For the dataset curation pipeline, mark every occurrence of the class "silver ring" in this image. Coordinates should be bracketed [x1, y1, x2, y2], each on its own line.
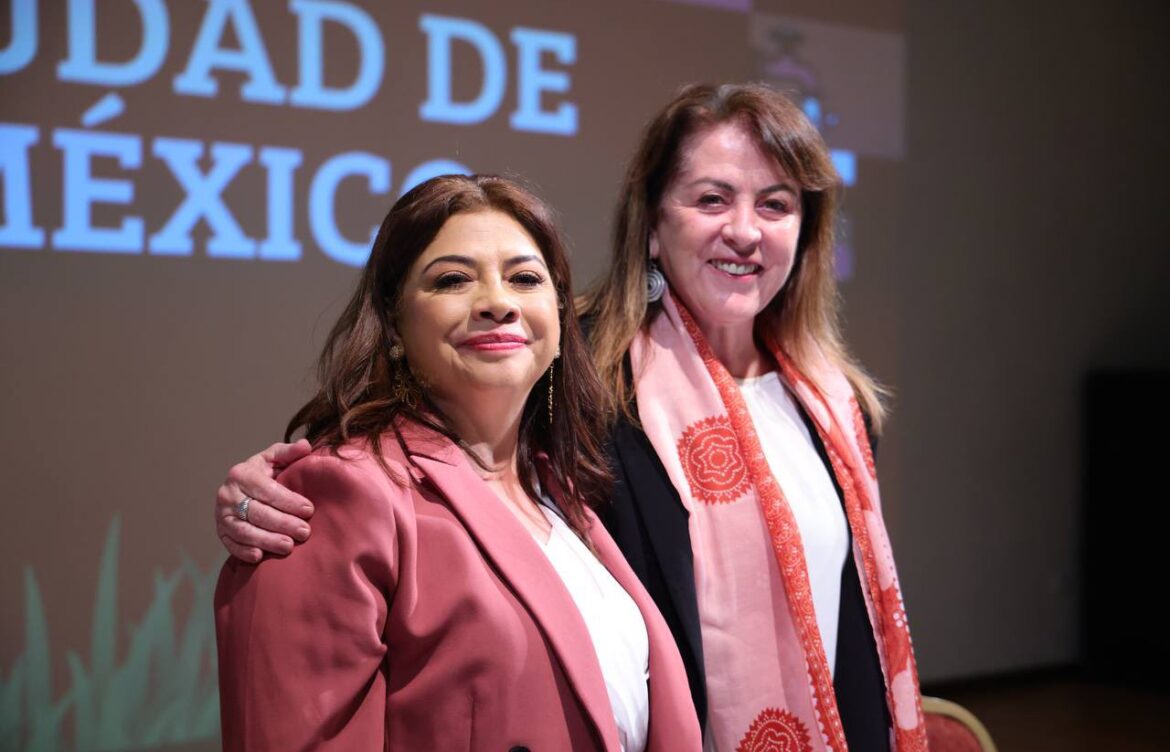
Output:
[235, 495, 252, 522]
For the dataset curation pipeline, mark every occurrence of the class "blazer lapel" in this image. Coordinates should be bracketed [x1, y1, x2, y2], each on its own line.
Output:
[398, 429, 621, 751]
[586, 511, 703, 751]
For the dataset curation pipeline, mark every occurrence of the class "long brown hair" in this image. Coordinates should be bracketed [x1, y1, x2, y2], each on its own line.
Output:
[579, 82, 888, 430]
[287, 175, 612, 533]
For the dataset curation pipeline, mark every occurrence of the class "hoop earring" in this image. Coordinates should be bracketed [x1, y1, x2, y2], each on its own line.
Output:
[646, 259, 667, 303]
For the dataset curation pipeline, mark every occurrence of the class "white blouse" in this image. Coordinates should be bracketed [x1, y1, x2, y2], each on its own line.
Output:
[538, 505, 650, 752]
[736, 372, 850, 674]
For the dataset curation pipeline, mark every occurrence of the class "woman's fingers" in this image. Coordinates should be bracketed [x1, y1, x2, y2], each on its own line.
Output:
[262, 438, 313, 471]
[225, 446, 315, 519]
[219, 511, 297, 557]
[226, 472, 315, 521]
[214, 441, 315, 560]
[220, 534, 263, 564]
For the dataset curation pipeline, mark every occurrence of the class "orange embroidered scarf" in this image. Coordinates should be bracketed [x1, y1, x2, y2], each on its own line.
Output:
[630, 292, 927, 751]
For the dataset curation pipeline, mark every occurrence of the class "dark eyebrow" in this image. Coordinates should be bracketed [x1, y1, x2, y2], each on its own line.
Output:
[686, 178, 799, 196]
[421, 254, 475, 273]
[504, 254, 547, 270]
[758, 182, 799, 196]
[421, 253, 548, 274]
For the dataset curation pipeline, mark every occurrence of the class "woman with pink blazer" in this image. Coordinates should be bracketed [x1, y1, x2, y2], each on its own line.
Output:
[214, 175, 701, 751]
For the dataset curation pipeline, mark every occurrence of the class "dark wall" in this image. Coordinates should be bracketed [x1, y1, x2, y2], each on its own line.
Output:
[891, 0, 1170, 680]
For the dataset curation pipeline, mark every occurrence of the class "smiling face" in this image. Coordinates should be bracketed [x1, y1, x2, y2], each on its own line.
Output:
[651, 120, 803, 337]
[395, 210, 561, 410]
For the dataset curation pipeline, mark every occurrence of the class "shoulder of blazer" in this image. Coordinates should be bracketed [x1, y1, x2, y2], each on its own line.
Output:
[275, 437, 417, 520]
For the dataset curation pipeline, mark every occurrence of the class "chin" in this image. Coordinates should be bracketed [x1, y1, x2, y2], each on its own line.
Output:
[690, 300, 765, 329]
[463, 365, 542, 392]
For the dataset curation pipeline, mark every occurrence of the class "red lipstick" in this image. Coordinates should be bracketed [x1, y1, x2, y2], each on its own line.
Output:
[459, 333, 529, 351]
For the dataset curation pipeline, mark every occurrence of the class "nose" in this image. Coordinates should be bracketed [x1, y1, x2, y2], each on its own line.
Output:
[721, 203, 762, 253]
[473, 280, 520, 323]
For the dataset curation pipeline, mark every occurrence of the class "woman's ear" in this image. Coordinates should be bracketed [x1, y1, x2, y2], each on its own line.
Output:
[387, 325, 404, 360]
[648, 232, 660, 260]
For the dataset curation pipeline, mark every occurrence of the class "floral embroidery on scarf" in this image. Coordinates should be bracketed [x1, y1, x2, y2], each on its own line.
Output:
[735, 708, 813, 752]
[634, 296, 930, 751]
[849, 397, 878, 480]
[677, 416, 751, 504]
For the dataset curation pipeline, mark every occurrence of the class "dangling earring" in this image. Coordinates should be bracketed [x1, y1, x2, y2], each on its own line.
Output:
[546, 362, 555, 425]
[547, 347, 560, 425]
[388, 341, 416, 405]
[646, 259, 666, 303]
[392, 366, 418, 408]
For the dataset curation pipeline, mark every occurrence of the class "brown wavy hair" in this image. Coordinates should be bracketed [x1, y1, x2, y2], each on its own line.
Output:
[287, 174, 612, 533]
[579, 82, 888, 430]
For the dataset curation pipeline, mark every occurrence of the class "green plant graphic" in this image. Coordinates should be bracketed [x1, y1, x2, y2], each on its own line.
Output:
[0, 518, 220, 751]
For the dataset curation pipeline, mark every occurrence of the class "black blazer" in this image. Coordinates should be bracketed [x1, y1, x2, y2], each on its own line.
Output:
[597, 404, 892, 751]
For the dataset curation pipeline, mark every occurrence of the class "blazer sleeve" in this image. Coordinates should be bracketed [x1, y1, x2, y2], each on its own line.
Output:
[214, 452, 400, 752]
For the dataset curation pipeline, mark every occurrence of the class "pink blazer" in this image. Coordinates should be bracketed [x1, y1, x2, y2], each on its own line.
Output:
[215, 421, 702, 751]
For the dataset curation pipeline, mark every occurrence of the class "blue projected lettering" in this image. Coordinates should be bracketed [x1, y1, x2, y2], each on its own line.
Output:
[419, 14, 506, 126]
[258, 147, 304, 261]
[309, 152, 390, 267]
[51, 129, 144, 254]
[58, 0, 168, 87]
[81, 93, 126, 128]
[419, 14, 579, 135]
[830, 149, 857, 187]
[510, 28, 577, 136]
[1, 125, 472, 260]
[150, 139, 255, 258]
[0, 124, 44, 248]
[1, 6, 582, 264]
[173, 0, 286, 105]
[6, 3, 578, 121]
[289, 0, 384, 111]
[0, 0, 37, 75]
[802, 97, 822, 127]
